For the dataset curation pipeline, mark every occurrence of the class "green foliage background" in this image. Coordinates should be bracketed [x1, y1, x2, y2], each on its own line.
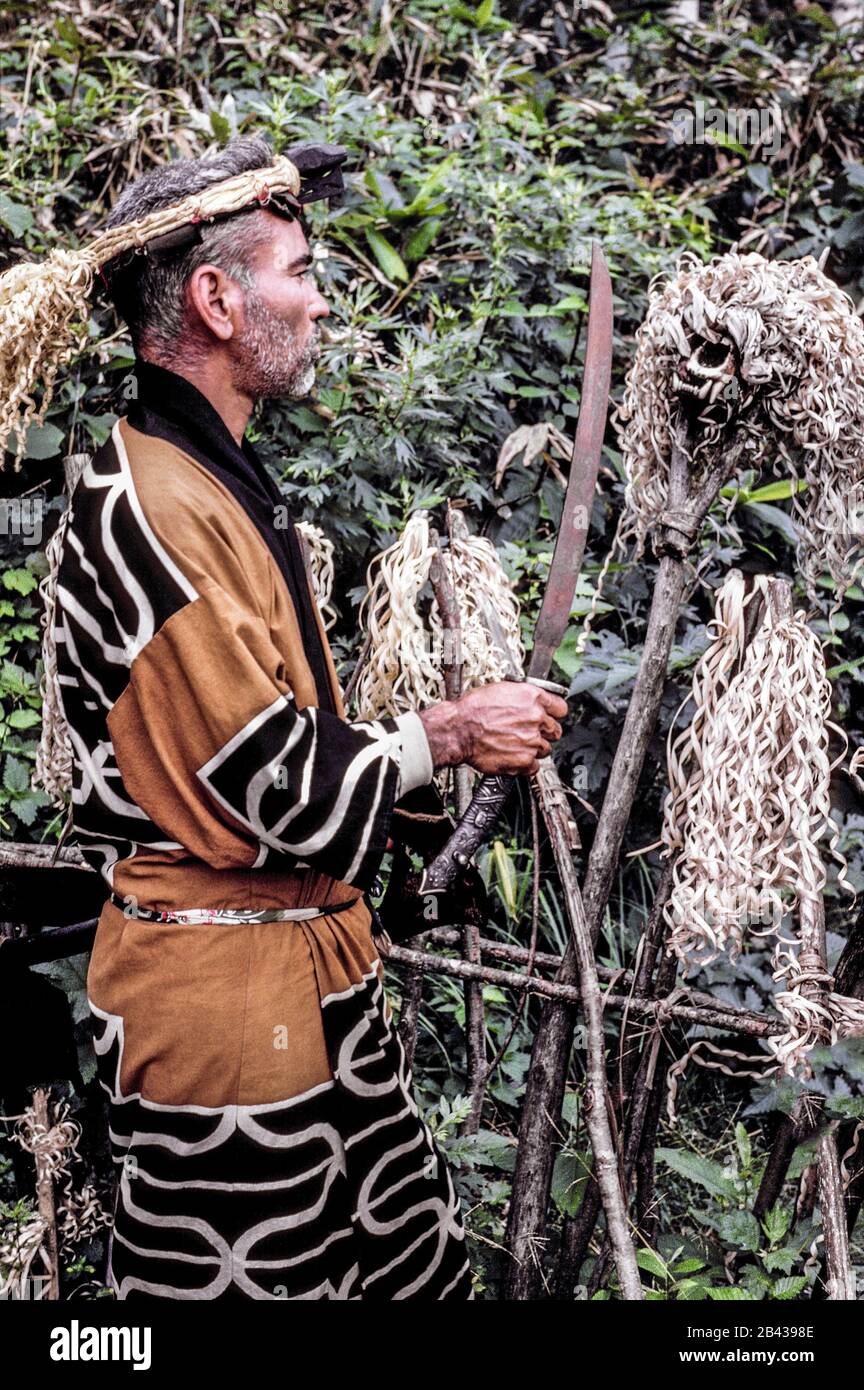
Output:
[2, 0, 864, 1299]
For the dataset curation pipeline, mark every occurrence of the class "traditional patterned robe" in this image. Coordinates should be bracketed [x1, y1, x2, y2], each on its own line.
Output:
[54, 361, 473, 1300]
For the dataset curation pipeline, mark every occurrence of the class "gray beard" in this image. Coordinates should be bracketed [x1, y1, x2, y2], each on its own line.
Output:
[232, 289, 320, 400]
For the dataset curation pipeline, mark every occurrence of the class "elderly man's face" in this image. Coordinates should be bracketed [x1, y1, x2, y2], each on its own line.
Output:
[231, 211, 331, 400]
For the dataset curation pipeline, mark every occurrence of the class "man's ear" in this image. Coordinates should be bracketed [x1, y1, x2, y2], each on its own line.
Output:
[185, 264, 245, 343]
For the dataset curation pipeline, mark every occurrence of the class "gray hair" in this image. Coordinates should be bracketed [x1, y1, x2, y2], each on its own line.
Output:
[104, 136, 277, 358]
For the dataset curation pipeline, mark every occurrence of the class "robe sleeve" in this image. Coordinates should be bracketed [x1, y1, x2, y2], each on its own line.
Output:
[105, 509, 433, 892]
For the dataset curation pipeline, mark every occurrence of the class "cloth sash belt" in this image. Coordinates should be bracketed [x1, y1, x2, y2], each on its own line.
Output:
[108, 890, 361, 925]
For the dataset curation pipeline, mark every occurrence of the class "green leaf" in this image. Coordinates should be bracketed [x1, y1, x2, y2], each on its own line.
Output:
[551, 1151, 587, 1217]
[670, 1257, 707, 1275]
[748, 164, 772, 193]
[490, 839, 518, 918]
[708, 1286, 755, 1301]
[23, 420, 64, 461]
[761, 1247, 799, 1274]
[745, 500, 800, 547]
[2, 570, 38, 597]
[676, 1279, 712, 1300]
[209, 110, 231, 144]
[81, 412, 118, 447]
[364, 167, 405, 212]
[391, 157, 456, 220]
[9, 623, 40, 642]
[703, 1209, 762, 1252]
[761, 1202, 790, 1246]
[743, 478, 808, 504]
[553, 292, 588, 316]
[365, 229, 409, 283]
[677, 1278, 716, 1301]
[0, 659, 35, 695]
[771, 1275, 808, 1299]
[835, 209, 864, 250]
[3, 754, 30, 793]
[451, 1127, 517, 1171]
[827, 656, 864, 680]
[12, 790, 48, 826]
[405, 218, 442, 263]
[561, 1091, 580, 1130]
[552, 631, 582, 681]
[636, 1248, 669, 1280]
[529, 291, 589, 317]
[0, 192, 34, 240]
[657, 1148, 737, 1198]
[32, 952, 91, 1020]
[829, 1095, 864, 1121]
[7, 708, 40, 730]
[475, 0, 495, 25]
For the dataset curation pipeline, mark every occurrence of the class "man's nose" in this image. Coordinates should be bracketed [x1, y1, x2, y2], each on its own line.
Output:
[309, 287, 330, 321]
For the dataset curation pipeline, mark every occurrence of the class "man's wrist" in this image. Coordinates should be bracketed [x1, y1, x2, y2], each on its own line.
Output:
[418, 701, 468, 770]
[393, 711, 434, 795]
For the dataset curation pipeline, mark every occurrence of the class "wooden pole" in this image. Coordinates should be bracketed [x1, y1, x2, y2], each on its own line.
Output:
[504, 424, 745, 1298]
[533, 761, 642, 1299]
[386, 945, 787, 1037]
[430, 522, 486, 1134]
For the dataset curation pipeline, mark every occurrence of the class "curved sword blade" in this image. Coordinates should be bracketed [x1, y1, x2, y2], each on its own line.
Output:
[527, 241, 613, 681]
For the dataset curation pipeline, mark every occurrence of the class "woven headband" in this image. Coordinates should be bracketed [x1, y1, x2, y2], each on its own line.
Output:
[0, 143, 347, 465]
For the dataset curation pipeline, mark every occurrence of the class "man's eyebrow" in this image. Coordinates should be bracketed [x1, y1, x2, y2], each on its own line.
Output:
[285, 254, 313, 273]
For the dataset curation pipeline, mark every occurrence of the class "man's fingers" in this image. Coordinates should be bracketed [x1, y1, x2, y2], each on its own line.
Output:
[537, 690, 569, 720]
[541, 718, 563, 742]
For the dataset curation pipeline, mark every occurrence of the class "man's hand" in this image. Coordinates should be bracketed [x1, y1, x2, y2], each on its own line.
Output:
[419, 683, 568, 778]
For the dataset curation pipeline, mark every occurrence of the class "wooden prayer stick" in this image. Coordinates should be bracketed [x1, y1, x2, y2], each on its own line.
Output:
[430, 522, 485, 1135]
[505, 421, 747, 1299]
[532, 762, 642, 1299]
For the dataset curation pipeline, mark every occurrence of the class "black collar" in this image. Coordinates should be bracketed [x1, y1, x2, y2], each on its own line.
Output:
[126, 360, 336, 713]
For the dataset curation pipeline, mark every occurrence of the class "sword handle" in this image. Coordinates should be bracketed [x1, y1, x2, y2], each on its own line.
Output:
[420, 679, 570, 892]
[420, 773, 515, 893]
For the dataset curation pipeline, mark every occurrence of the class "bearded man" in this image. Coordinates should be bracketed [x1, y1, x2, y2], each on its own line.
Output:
[48, 136, 567, 1301]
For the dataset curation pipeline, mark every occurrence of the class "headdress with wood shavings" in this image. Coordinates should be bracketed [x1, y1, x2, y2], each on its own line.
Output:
[0, 153, 308, 464]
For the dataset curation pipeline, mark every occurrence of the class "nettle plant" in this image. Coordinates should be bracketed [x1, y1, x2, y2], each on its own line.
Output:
[644, 1125, 819, 1301]
[0, 541, 53, 836]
